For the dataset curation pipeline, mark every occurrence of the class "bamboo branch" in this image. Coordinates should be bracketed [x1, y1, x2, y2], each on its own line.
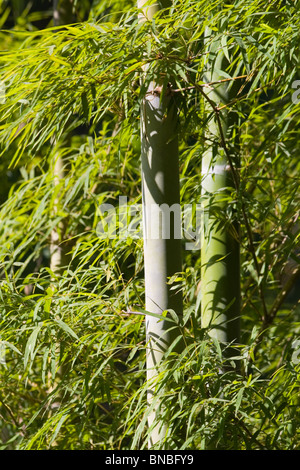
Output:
[217, 73, 283, 111]
[247, 265, 300, 365]
[172, 75, 249, 94]
[0, 394, 27, 437]
[266, 264, 300, 325]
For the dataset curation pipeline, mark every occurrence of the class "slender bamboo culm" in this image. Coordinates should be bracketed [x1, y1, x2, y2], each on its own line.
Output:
[50, 0, 74, 276]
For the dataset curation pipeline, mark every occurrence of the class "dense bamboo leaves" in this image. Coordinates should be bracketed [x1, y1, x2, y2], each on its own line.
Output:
[0, 0, 298, 165]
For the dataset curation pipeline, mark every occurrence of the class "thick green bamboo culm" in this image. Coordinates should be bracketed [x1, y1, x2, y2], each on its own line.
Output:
[138, 0, 183, 447]
[201, 32, 240, 349]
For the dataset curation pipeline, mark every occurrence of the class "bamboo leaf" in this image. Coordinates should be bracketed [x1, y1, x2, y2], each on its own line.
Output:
[49, 412, 69, 446]
[54, 319, 79, 341]
[235, 388, 245, 415]
[24, 325, 42, 369]
[1, 340, 22, 356]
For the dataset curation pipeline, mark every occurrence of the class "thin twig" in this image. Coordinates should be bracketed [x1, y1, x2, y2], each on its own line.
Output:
[248, 265, 300, 365]
[267, 264, 300, 324]
[0, 394, 27, 437]
[232, 414, 266, 450]
[172, 74, 249, 94]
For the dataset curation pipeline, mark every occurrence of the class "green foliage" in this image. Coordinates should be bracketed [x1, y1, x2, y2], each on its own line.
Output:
[0, 0, 299, 450]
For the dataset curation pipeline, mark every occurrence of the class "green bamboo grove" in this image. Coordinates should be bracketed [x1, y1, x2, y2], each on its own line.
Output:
[0, 0, 299, 450]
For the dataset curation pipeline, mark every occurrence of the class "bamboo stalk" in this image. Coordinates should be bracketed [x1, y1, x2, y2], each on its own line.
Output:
[50, 152, 70, 276]
[138, 0, 183, 447]
[201, 31, 240, 350]
[49, 0, 74, 396]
